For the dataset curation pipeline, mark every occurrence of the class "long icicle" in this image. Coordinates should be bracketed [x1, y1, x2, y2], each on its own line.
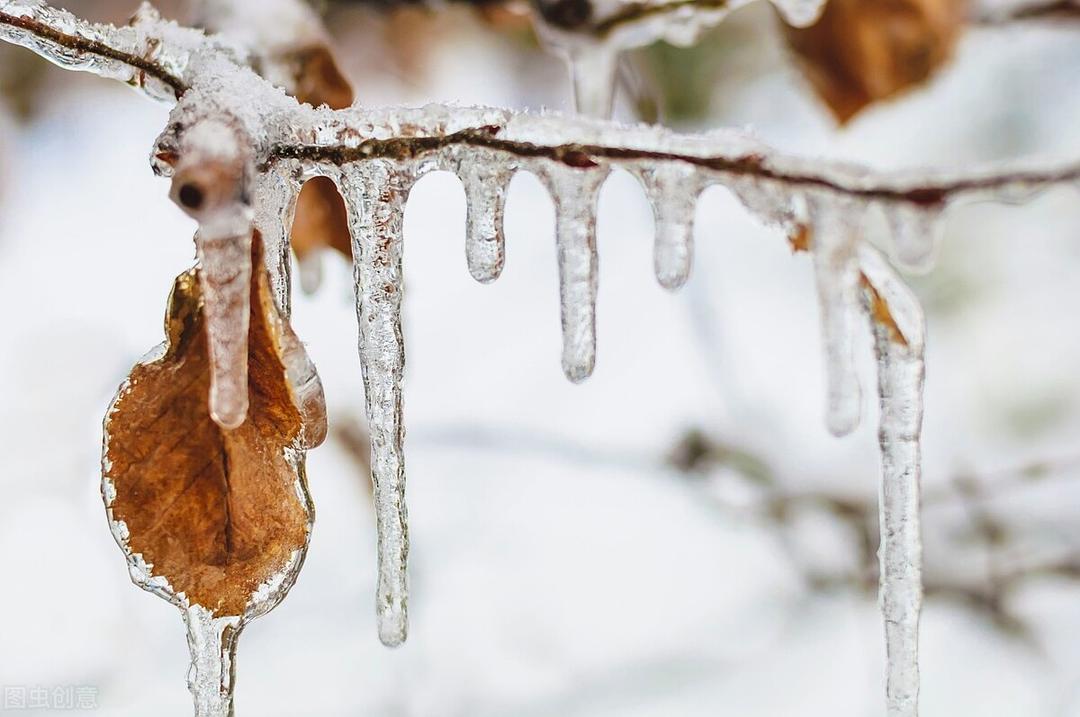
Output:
[340, 160, 410, 647]
[861, 246, 925, 717]
[543, 165, 609, 383]
[184, 606, 242, 717]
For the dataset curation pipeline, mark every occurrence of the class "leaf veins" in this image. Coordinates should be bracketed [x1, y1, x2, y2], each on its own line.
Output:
[104, 233, 326, 617]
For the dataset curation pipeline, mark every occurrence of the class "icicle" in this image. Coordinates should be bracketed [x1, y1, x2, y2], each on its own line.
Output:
[456, 153, 514, 283]
[883, 202, 946, 275]
[184, 606, 242, 717]
[252, 167, 301, 316]
[771, 0, 828, 27]
[193, 227, 253, 430]
[163, 114, 255, 430]
[540, 163, 609, 383]
[860, 245, 925, 717]
[339, 159, 410, 647]
[636, 163, 706, 290]
[569, 45, 618, 118]
[809, 196, 863, 436]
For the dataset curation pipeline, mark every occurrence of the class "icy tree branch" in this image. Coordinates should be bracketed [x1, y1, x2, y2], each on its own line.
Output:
[1, 3, 1077, 716]
[2, 1, 1077, 212]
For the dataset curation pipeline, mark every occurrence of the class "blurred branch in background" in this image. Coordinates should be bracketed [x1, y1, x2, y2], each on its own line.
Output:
[359, 413, 1080, 646]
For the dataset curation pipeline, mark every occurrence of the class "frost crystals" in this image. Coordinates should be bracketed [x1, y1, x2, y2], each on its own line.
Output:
[340, 160, 411, 647]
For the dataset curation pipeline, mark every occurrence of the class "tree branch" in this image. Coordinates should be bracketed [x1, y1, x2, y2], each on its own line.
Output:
[0, 9, 186, 96]
[267, 123, 1080, 207]
[974, 0, 1080, 24]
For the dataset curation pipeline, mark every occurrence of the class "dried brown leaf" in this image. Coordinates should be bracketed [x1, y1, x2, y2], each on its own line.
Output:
[289, 45, 355, 264]
[291, 176, 353, 261]
[288, 45, 354, 112]
[103, 234, 326, 617]
[782, 0, 968, 123]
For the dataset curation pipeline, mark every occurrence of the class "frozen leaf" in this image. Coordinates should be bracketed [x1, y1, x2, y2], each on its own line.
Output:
[103, 233, 326, 618]
[783, 0, 968, 123]
[103, 233, 326, 713]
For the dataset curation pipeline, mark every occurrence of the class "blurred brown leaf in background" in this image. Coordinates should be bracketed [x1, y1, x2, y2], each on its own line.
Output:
[783, 0, 968, 123]
[290, 43, 356, 262]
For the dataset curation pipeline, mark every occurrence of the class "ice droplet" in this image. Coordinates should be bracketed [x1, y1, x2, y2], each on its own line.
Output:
[253, 167, 301, 315]
[541, 164, 609, 382]
[456, 152, 514, 283]
[339, 159, 410, 647]
[184, 605, 242, 717]
[883, 202, 945, 275]
[772, 0, 828, 27]
[635, 162, 706, 289]
[196, 229, 253, 430]
[809, 196, 863, 436]
[570, 46, 618, 118]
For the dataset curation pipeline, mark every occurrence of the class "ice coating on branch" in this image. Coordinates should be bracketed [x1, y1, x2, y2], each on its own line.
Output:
[860, 246, 925, 717]
[184, 606, 241, 717]
[339, 160, 411, 647]
[453, 151, 513, 283]
[0, 0, 245, 101]
[539, 163, 610, 383]
[809, 196, 863, 436]
[883, 202, 946, 274]
[635, 162, 707, 289]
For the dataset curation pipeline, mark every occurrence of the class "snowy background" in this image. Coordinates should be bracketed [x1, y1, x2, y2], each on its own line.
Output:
[1, 1, 1080, 715]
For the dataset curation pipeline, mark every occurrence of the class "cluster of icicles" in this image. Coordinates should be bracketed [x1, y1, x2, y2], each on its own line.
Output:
[5, 1, 1076, 716]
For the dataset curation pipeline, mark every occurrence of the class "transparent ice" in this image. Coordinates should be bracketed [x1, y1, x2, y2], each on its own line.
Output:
[5, 3, 1080, 714]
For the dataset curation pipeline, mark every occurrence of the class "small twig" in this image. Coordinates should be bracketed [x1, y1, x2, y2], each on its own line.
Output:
[974, 0, 1080, 25]
[0, 10, 187, 97]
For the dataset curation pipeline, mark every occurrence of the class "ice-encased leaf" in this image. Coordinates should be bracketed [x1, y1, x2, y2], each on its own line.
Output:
[103, 234, 326, 716]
